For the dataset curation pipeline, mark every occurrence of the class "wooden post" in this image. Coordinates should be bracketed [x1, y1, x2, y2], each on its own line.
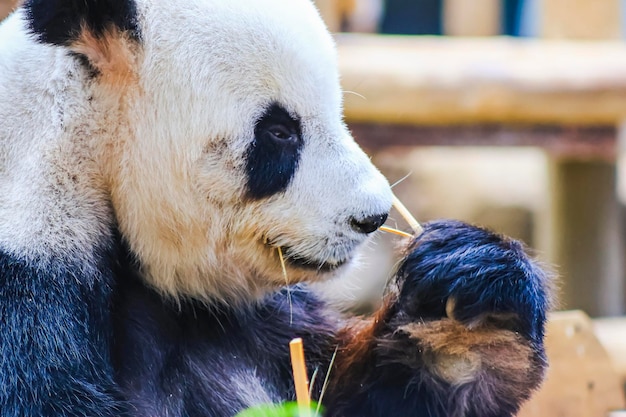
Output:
[549, 160, 625, 315]
[443, 0, 501, 36]
[540, 0, 625, 316]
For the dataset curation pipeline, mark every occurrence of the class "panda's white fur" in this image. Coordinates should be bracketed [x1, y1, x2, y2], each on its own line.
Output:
[0, 0, 392, 303]
[0, 10, 116, 263]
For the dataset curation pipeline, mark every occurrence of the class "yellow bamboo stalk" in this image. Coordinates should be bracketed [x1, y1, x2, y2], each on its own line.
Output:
[392, 193, 423, 235]
[289, 338, 311, 416]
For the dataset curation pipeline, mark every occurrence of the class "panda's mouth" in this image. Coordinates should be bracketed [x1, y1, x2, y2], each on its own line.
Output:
[282, 248, 347, 272]
[263, 234, 355, 273]
[263, 238, 349, 272]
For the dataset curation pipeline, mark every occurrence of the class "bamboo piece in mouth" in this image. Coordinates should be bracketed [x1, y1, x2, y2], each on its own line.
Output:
[392, 193, 423, 235]
[379, 226, 413, 239]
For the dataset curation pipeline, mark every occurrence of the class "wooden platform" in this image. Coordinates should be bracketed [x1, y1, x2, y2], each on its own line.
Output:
[519, 311, 626, 417]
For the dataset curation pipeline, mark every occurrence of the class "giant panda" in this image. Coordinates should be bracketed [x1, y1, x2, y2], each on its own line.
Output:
[0, 1, 552, 416]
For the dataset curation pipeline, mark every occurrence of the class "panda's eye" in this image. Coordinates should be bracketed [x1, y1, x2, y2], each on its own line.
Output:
[268, 125, 297, 142]
[254, 104, 302, 147]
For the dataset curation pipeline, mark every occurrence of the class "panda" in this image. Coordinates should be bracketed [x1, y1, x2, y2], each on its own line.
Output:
[0, 1, 552, 417]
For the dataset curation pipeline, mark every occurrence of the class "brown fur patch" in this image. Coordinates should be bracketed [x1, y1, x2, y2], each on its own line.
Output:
[329, 304, 390, 391]
[70, 25, 138, 88]
[398, 319, 534, 384]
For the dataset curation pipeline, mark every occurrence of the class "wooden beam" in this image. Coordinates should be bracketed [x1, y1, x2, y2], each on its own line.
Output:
[349, 123, 617, 161]
[338, 35, 626, 125]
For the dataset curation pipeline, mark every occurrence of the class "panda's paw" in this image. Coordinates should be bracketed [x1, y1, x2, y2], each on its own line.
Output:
[380, 220, 553, 416]
[391, 220, 552, 345]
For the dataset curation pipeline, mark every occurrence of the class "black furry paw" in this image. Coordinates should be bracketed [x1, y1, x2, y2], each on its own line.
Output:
[379, 220, 553, 417]
[394, 220, 551, 345]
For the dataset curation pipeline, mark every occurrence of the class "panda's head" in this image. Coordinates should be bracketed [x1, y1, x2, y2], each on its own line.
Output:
[22, 0, 393, 302]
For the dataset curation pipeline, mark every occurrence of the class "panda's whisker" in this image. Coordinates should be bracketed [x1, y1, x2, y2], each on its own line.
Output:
[384, 216, 402, 231]
[317, 252, 333, 272]
[390, 172, 412, 189]
[277, 246, 293, 325]
[342, 90, 366, 100]
[316, 345, 339, 416]
[309, 367, 320, 399]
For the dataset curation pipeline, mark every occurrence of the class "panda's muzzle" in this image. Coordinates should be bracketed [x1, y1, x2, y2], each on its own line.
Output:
[263, 212, 388, 272]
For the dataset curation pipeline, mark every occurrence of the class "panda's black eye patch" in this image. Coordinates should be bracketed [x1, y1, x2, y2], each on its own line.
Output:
[245, 104, 303, 199]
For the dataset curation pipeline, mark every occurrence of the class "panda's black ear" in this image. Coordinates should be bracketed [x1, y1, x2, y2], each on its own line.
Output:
[25, 0, 140, 82]
[26, 0, 139, 45]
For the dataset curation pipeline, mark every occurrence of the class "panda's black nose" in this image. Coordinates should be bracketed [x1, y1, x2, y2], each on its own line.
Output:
[350, 213, 389, 234]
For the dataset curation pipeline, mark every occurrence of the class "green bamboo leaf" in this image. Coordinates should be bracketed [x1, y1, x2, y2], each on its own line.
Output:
[235, 402, 323, 417]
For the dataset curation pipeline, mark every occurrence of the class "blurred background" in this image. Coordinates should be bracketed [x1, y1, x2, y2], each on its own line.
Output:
[309, 0, 626, 320]
[2, 0, 626, 414]
[0, 0, 15, 21]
